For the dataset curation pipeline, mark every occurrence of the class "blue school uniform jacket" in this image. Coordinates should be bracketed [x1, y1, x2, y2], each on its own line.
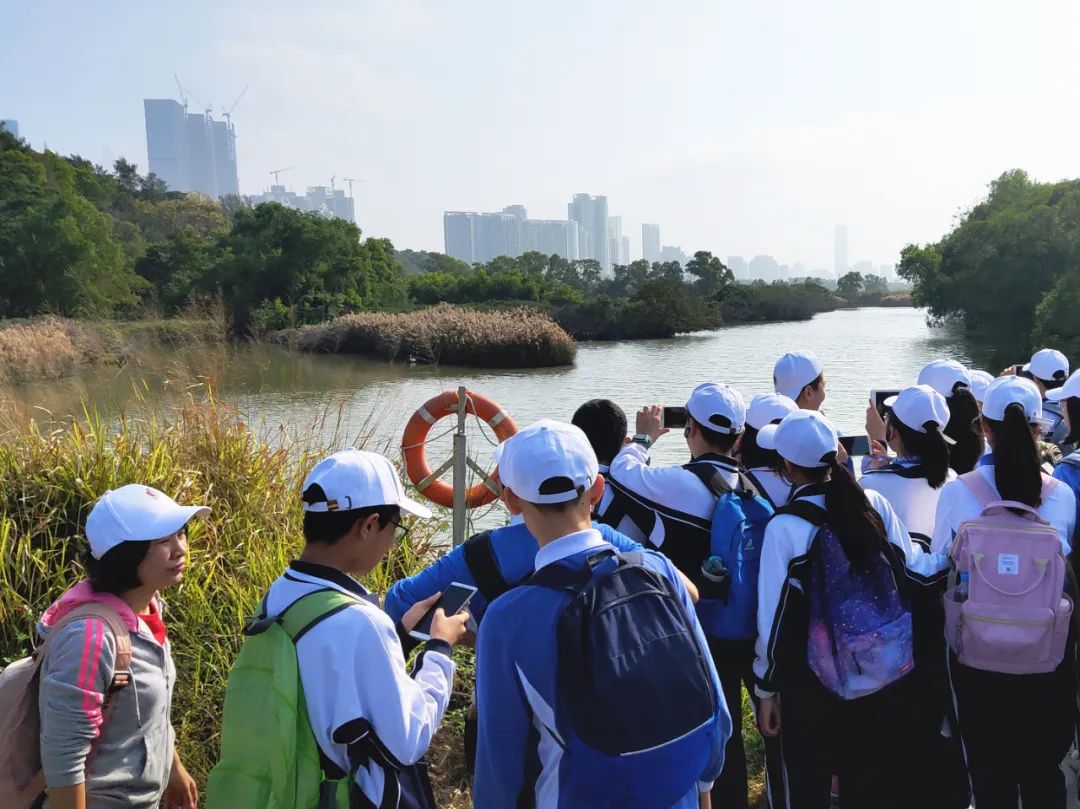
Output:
[383, 521, 643, 624]
[473, 529, 730, 809]
[1053, 451, 1080, 531]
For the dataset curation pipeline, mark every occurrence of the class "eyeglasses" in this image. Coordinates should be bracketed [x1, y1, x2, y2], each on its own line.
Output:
[389, 516, 411, 545]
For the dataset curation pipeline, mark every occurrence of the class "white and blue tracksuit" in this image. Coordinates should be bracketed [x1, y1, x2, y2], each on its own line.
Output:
[474, 529, 731, 809]
[384, 521, 642, 625]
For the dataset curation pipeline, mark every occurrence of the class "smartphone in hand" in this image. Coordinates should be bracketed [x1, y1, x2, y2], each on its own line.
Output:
[409, 582, 478, 641]
[661, 406, 689, 429]
[839, 435, 871, 457]
[871, 389, 900, 418]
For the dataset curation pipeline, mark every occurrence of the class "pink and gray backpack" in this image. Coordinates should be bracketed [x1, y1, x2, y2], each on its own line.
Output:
[943, 472, 1073, 674]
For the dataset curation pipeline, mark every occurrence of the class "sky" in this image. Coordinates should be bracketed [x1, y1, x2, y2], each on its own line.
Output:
[4, 0, 1080, 271]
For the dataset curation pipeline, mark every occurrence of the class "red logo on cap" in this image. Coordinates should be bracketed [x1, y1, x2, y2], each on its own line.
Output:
[145, 489, 158, 498]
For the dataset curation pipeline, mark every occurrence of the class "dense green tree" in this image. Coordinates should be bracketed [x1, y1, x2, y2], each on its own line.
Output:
[837, 271, 864, 298]
[1032, 265, 1080, 358]
[863, 273, 889, 294]
[685, 251, 733, 296]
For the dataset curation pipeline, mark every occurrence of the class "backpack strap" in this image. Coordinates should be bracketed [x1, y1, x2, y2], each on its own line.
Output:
[41, 603, 133, 693]
[278, 589, 361, 645]
[462, 530, 511, 602]
[774, 499, 828, 526]
[961, 470, 1059, 508]
[683, 462, 761, 500]
[743, 469, 777, 507]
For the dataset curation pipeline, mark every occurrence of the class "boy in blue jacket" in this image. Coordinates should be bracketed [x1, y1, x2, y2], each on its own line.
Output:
[474, 420, 729, 808]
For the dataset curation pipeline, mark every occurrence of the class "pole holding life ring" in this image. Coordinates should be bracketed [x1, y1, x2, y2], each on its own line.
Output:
[401, 388, 517, 537]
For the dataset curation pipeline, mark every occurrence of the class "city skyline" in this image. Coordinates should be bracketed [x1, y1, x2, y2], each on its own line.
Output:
[144, 98, 239, 199]
[7, 2, 1080, 268]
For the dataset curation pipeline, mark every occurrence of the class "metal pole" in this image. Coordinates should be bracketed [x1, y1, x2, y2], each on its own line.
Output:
[452, 385, 468, 547]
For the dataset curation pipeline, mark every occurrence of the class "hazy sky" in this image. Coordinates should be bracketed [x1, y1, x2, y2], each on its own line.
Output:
[4, 1, 1080, 269]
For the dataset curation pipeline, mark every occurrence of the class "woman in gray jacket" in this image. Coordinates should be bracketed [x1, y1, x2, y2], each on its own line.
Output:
[36, 484, 209, 809]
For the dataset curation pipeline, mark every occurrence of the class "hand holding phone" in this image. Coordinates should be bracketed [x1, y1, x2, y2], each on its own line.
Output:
[871, 389, 900, 418]
[661, 406, 688, 429]
[838, 435, 871, 457]
[408, 582, 477, 642]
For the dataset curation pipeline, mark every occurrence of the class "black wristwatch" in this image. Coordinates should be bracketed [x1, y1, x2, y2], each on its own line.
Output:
[632, 433, 653, 448]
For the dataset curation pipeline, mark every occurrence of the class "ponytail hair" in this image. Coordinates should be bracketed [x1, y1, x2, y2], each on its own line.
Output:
[794, 456, 887, 568]
[739, 424, 784, 471]
[944, 385, 981, 474]
[889, 415, 951, 489]
[984, 403, 1043, 508]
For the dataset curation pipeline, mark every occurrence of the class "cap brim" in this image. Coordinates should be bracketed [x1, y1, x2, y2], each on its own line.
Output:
[883, 395, 898, 408]
[398, 495, 433, 520]
[1046, 387, 1071, 402]
[151, 505, 210, 540]
[757, 424, 779, 451]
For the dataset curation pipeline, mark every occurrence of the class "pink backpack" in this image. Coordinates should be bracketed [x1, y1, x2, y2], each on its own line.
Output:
[0, 604, 131, 809]
[943, 472, 1072, 674]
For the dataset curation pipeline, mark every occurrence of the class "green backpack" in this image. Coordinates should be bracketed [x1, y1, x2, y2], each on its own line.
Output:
[207, 589, 360, 809]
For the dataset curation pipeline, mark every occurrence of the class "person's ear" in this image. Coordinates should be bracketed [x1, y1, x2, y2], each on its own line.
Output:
[587, 474, 605, 507]
[733, 432, 744, 454]
[502, 487, 524, 516]
[357, 512, 383, 540]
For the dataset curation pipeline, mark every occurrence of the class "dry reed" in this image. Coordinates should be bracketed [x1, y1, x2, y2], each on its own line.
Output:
[284, 303, 577, 367]
[0, 317, 128, 384]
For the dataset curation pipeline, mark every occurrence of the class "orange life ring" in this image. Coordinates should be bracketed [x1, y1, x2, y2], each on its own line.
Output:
[401, 389, 517, 509]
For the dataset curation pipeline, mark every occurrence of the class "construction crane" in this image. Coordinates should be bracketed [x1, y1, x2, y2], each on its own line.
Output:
[173, 73, 189, 112]
[269, 167, 293, 185]
[223, 85, 249, 129]
[342, 177, 365, 197]
[330, 175, 336, 192]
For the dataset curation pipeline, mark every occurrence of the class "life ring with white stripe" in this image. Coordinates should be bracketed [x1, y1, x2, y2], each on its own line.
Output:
[401, 390, 517, 508]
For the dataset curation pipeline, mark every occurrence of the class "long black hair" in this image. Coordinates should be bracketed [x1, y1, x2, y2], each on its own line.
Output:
[944, 384, 982, 474]
[793, 456, 887, 568]
[983, 403, 1043, 508]
[1066, 397, 1080, 445]
[739, 424, 783, 470]
[888, 415, 951, 489]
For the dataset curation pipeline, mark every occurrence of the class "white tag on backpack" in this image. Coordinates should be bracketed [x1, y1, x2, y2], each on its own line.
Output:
[998, 554, 1020, 575]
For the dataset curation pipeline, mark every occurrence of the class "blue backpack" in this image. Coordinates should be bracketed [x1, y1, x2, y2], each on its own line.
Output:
[684, 464, 774, 640]
[528, 550, 720, 808]
[779, 500, 914, 700]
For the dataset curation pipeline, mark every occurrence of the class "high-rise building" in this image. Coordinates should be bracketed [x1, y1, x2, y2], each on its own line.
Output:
[621, 236, 631, 265]
[726, 256, 748, 281]
[502, 204, 527, 220]
[750, 254, 780, 282]
[474, 213, 522, 264]
[0, 119, 19, 138]
[851, 259, 874, 275]
[568, 194, 610, 271]
[834, 224, 848, 277]
[659, 245, 689, 266]
[607, 216, 625, 267]
[443, 212, 478, 264]
[249, 184, 357, 223]
[523, 219, 580, 260]
[642, 224, 661, 264]
[144, 98, 239, 198]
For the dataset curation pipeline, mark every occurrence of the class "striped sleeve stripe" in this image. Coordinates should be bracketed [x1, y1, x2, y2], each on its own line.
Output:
[77, 619, 106, 734]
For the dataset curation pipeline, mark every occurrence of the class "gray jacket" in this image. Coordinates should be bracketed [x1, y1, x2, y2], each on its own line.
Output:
[37, 581, 176, 809]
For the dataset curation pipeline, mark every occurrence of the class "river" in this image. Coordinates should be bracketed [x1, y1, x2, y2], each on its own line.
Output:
[7, 308, 980, 482]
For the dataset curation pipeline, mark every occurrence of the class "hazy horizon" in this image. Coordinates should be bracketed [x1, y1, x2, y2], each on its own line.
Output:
[4, 0, 1080, 269]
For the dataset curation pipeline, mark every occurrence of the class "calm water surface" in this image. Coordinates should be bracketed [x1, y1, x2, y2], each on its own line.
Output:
[9, 308, 979, 479]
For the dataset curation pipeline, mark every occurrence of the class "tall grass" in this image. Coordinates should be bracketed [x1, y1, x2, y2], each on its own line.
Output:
[282, 303, 577, 367]
[0, 317, 129, 383]
[0, 397, 456, 800]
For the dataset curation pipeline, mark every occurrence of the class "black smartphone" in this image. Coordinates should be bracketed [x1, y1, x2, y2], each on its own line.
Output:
[839, 435, 871, 457]
[408, 582, 478, 641]
[871, 389, 900, 418]
[662, 406, 689, 429]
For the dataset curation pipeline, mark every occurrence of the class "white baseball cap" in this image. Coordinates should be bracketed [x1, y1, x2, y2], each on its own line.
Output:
[746, 393, 798, 431]
[302, 448, 432, 519]
[757, 409, 839, 469]
[1046, 369, 1080, 402]
[773, 351, 823, 401]
[494, 419, 598, 504]
[686, 383, 746, 434]
[982, 376, 1043, 423]
[86, 484, 210, 560]
[1025, 348, 1070, 383]
[884, 385, 951, 436]
[968, 370, 995, 403]
[916, 360, 971, 398]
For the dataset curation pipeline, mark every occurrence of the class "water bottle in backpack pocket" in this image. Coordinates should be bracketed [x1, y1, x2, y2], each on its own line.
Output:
[943, 473, 1072, 675]
[684, 464, 773, 640]
[805, 522, 914, 700]
[528, 551, 722, 808]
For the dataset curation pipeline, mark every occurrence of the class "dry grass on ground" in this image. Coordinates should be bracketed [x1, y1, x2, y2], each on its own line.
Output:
[284, 303, 577, 367]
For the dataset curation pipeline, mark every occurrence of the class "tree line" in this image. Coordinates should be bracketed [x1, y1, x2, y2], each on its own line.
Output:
[899, 169, 1080, 360]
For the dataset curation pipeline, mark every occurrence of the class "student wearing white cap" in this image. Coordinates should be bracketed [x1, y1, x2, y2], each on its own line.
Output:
[931, 377, 1077, 809]
[208, 449, 468, 809]
[860, 387, 969, 809]
[738, 393, 798, 508]
[773, 350, 826, 410]
[1050, 370, 1080, 527]
[753, 410, 935, 809]
[36, 485, 209, 809]
[968, 370, 995, 407]
[473, 420, 730, 809]
[608, 382, 763, 809]
[917, 360, 982, 474]
[1025, 348, 1071, 445]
